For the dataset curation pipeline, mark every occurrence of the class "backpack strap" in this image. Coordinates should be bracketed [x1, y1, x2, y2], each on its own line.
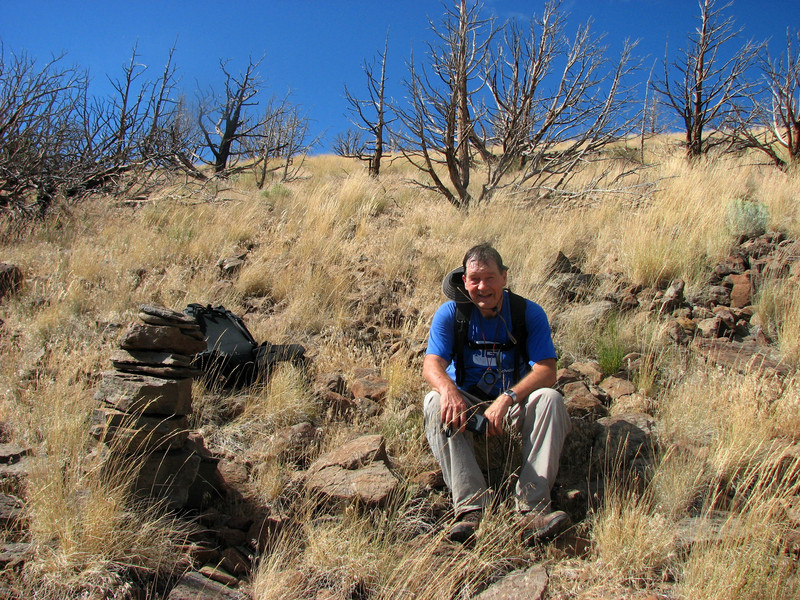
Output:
[507, 291, 529, 382]
[453, 302, 471, 387]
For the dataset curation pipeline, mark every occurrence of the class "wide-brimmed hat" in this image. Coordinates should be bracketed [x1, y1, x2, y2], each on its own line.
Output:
[442, 266, 472, 303]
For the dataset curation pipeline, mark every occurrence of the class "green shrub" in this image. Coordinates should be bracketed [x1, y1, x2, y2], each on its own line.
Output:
[724, 199, 769, 238]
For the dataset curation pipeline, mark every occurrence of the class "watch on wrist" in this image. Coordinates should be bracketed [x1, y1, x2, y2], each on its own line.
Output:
[502, 389, 517, 403]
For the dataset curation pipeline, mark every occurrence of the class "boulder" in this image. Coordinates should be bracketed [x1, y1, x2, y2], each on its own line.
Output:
[553, 301, 616, 331]
[0, 493, 23, 528]
[308, 434, 389, 473]
[305, 461, 399, 507]
[264, 422, 320, 465]
[247, 514, 288, 553]
[220, 546, 251, 576]
[696, 317, 723, 338]
[218, 253, 247, 276]
[547, 251, 581, 275]
[545, 272, 598, 302]
[0, 443, 31, 465]
[556, 367, 581, 387]
[706, 285, 731, 307]
[0, 542, 30, 570]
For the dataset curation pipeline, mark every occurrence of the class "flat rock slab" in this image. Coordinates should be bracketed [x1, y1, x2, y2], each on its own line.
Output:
[475, 565, 548, 600]
[305, 434, 399, 506]
[308, 434, 388, 474]
[140, 304, 198, 326]
[167, 571, 244, 600]
[0, 459, 31, 496]
[91, 408, 189, 454]
[120, 324, 207, 355]
[95, 371, 193, 415]
[692, 338, 791, 377]
[0, 443, 31, 465]
[305, 461, 399, 507]
[111, 348, 193, 368]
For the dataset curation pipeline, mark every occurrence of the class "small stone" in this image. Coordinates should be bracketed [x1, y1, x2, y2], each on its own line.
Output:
[199, 564, 240, 588]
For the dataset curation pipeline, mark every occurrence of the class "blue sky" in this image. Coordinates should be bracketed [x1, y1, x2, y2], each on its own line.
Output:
[3, 1, 798, 152]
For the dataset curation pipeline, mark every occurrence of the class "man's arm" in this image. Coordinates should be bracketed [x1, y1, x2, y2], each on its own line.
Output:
[423, 353, 470, 433]
[482, 358, 557, 436]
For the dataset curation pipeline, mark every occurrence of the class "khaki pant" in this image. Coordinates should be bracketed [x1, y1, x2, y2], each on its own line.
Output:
[424, 388, 572, 516]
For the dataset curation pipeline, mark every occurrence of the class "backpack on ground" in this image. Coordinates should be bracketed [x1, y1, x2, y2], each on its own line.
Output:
[184, 303, 307, 388]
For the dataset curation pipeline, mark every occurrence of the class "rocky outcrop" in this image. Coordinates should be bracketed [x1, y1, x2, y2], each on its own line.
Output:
[91, 304, 210, 508]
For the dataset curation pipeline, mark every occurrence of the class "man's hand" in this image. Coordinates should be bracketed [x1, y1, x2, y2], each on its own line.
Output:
[423, 354, 471, 433]
[483, 393, 515, 436]
[439, 386, 470, 433]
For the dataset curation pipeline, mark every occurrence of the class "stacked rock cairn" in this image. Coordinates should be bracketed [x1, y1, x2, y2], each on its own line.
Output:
[91, 304, 209, 507]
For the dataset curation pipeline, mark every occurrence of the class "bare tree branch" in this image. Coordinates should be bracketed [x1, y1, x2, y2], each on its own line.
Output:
[653, 0, 762, 159]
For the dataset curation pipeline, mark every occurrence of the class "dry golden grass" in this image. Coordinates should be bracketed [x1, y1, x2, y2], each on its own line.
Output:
[0, 139, 798, 597]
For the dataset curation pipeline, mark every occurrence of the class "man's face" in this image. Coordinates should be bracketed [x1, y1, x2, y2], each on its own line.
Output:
[463, 259, 507, 317]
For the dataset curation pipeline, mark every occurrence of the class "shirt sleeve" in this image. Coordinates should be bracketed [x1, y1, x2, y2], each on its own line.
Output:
[425, 301, 457, 363]
[525, 300, 557, 365]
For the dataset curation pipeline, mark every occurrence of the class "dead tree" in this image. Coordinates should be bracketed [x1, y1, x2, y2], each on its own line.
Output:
[197, 57, 264, 175]
[653, 0, 761, 160]
[0, 43, 195, 220]
[342, 32, 392, 176]
[273, 104, 320, 183]
[0, 48, 85, 217]
[394, 0, 495, 208]
[726, 30, 800, 170]
[333, 128, 369, 163]
[483, 2, 640, 199]
[394, 0, 639, 208]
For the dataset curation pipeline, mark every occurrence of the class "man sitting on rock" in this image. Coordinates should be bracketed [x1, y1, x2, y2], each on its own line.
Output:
[423, 243, 572, 543]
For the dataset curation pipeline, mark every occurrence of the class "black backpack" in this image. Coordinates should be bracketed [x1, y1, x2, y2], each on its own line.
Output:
[453, 291, 528, 394]
[184, 304, 306, 388]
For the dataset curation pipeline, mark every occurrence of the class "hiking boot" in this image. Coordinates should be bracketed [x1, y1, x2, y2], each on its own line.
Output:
[519, 510, 572, 545]
[448, 510, 481, 543]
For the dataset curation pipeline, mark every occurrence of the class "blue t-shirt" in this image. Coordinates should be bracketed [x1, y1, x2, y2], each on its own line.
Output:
[426, 291, 556, 397]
